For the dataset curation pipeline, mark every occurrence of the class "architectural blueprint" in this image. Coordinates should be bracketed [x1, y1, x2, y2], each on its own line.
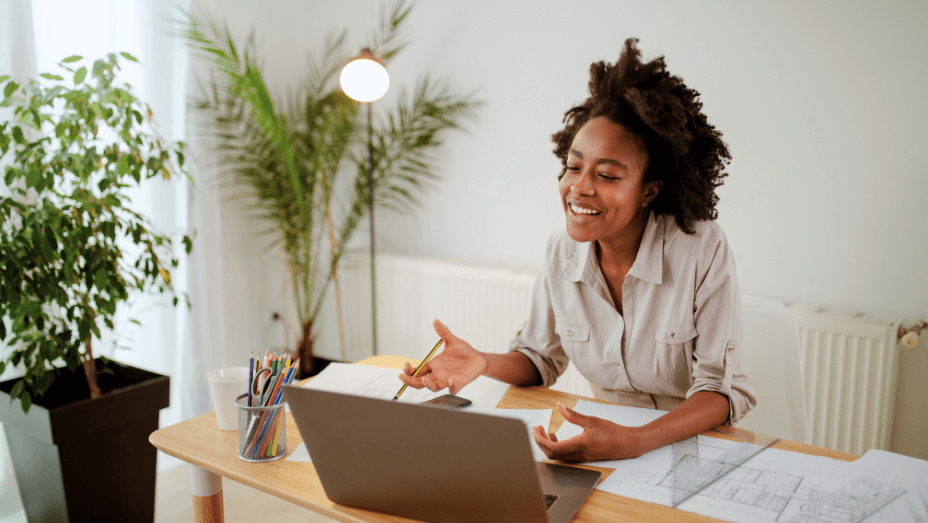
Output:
[559, 400, 913, 522]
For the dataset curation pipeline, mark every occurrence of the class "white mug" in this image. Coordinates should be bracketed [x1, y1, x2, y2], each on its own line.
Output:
[207, 367, 249, 430]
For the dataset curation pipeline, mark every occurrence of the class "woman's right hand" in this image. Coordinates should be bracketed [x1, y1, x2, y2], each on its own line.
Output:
[397, 319, 488, 395]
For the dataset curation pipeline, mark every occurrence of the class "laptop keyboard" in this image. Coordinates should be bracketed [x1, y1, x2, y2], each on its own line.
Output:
[543, 493, 559, 510]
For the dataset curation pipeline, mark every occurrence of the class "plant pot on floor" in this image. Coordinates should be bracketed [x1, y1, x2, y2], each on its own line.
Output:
[0, 359, 169, 523]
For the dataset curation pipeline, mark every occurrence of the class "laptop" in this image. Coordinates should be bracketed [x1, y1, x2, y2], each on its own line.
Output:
[283, 386, 601, 523]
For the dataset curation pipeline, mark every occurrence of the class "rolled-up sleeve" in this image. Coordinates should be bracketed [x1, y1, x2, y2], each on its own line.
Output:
[687, 233, 757, 426]
[508, 242, 569, 388]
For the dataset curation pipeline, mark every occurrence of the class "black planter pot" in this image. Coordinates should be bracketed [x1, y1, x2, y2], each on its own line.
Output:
[308, 356, 335, 377]
[0, 359, 169, 522]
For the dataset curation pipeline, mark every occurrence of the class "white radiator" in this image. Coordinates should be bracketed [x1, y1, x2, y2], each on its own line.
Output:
[788, 305, 901, 455]
[328, 252, 901, 455]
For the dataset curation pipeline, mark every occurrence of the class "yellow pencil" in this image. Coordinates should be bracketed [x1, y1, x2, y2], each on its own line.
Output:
[392, 338, 444, 401]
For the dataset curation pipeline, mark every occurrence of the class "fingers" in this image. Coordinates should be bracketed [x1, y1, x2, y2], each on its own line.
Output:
[557, 401, 593, 428]
[397, 372, 425, 389]
[421, 373, 448, 392]
[530, 425, 558, 443]
[432, 319, 459, 343]
[531, 425, 584, 461]
[403, 361, 430, 377]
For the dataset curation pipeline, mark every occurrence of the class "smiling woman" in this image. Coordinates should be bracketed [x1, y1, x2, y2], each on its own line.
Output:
[396, 37, 755, 463]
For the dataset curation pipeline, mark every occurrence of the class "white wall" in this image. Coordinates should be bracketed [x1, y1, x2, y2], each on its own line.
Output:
[193, 0, 928, 456]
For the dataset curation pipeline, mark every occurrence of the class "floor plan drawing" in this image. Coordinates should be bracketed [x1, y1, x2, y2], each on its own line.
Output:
[656, 450, 905, 522]
[592, 423, 907, 523]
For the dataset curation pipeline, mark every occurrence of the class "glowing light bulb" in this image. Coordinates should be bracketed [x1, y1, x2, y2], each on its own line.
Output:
[339, 55, 390, 102]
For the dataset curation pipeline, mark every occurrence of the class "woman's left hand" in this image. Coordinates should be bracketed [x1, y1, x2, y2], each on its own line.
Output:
[531, 402, 650, 462]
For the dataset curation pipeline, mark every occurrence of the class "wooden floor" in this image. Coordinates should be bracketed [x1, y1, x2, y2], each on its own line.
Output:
[155, 464, 337, 523]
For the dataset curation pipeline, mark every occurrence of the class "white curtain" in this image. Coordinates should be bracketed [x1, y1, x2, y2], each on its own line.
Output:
[0, 1, 38, 517]
[0, 0, 239, 495]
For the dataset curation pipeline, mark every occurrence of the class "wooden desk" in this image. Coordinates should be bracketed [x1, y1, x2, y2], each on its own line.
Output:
[150, 355, 858, 523]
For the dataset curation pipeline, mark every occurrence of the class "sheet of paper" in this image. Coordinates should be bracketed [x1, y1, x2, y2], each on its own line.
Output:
[469, 408, 553, 461]
[287, 441, 312, 463]
[850, 449, 928, 522]
[554, 400, 916, 521]
[677, 446, 914, 522]
[299, 362, 510, 409]
[592, 428, 914, 522]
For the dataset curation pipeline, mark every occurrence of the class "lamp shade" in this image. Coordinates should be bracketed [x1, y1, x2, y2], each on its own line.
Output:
[339, 53, 390, 103]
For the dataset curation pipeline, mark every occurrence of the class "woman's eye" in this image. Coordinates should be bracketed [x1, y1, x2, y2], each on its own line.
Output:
[598, 173, 619, 181]
[566, 165, 580, 172]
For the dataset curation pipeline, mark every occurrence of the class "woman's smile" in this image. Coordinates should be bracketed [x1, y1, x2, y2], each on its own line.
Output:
[569, 202, 602, 216]
[558, 117, 659, 248]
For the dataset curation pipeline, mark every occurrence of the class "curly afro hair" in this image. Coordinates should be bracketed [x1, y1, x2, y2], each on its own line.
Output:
[552, 38, 730, 234]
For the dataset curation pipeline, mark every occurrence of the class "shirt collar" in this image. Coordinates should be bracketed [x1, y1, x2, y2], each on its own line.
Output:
[564, 210, 664, 286]
[628, 211, 664, 285]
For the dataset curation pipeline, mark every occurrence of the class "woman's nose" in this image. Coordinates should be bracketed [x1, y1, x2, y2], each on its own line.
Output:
[572, 170, 595, 196]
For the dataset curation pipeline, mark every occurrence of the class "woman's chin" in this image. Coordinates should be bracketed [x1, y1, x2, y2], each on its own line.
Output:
[565, 223, 597, 244]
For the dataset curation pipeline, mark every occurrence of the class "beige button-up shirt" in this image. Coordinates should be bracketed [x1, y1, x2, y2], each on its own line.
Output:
[510, 212, 756, 425]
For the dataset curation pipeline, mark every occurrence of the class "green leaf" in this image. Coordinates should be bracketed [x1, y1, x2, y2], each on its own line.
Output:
[0, 320, 5, 341]
[0, 362, 5, 375]
[25, 169, 41, 188]
[3, 81, 18, 98]
[36, 371, 54, 393]
[117, 155, 129, 174]
[19, 392, 32, 414]
[41, 73, 64, 81]
[94, 267, 108, 290]
[73, 67, 87, 84]
[0, 75, 9, 83]
[10, 380, 23, 399]
[11, 126, 23, 144]
[61, 55, 83, 63]
[119, 52, 138, 62]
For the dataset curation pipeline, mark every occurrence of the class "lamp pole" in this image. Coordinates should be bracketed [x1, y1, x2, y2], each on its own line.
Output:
[340, 49, 389, 357]
[367, 101, 377, 355]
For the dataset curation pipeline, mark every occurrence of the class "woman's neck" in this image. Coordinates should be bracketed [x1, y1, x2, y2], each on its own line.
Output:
[596, 209, 650, 271]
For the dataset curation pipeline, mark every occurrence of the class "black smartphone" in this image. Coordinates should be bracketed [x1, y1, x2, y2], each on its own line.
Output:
[421, 394, 472, 409]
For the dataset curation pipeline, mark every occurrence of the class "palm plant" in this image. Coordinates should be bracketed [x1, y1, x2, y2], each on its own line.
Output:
[181, 1, 477, 376]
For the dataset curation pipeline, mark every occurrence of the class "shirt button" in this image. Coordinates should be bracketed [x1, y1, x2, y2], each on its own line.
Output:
[727, 346, 734, 352]
[566, 329, 573, 336]
[617, 362, 622, 367]
[671, 332, 677, 339]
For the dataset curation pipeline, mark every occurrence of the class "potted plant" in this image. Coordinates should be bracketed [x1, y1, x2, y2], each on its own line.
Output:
[0, 52, 190, 522]
[181, 0, 478, 376]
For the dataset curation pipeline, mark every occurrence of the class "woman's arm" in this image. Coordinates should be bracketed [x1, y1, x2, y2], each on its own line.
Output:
[532, 390, 729, 461]
[483, 351, 542, 386]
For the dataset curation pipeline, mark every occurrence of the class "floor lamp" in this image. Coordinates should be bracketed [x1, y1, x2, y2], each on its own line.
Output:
[340, 49, 389, 356]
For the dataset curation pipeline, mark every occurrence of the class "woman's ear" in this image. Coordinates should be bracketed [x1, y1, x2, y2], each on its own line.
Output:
[643, 180, 662, 207]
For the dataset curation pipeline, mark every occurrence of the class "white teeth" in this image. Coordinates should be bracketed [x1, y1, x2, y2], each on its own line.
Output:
[570, 203, 600, 215]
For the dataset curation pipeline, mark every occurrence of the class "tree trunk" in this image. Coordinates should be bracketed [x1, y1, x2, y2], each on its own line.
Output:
[82, 338, 101, 399]
[293, 320, 315, 379]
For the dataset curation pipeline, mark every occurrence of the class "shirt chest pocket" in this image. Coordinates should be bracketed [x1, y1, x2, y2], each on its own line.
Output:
[555, 320, 590, 349]
[653, 322, 697, 381]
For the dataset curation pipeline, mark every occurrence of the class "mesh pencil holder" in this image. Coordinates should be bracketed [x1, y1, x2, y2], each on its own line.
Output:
[235, 393, 288, 462]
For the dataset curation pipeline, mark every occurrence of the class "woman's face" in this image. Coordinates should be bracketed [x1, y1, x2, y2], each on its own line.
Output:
[559, 117, 660, 247]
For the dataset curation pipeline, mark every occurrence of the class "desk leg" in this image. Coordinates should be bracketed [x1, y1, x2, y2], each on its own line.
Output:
[190, 465, 224, 523]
